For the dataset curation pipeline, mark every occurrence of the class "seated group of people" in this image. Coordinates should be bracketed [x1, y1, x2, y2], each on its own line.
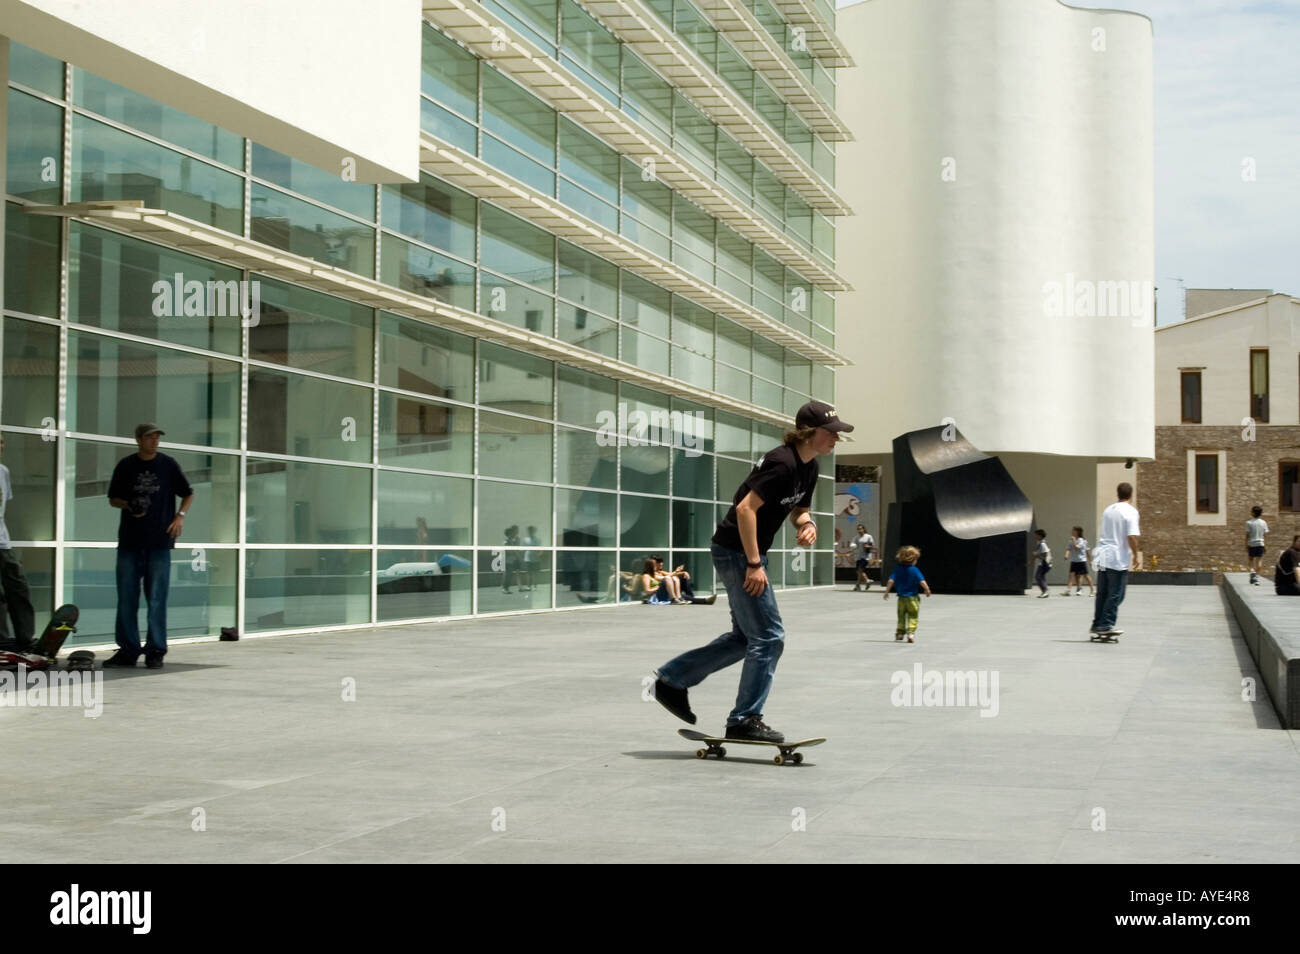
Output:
[630, 555, 716, 605]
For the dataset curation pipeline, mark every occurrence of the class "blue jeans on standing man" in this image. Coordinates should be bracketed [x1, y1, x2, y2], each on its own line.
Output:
[1091, 567, 1128, 632]
[116, 548, 172, 659]
[655, 544, 785, 726]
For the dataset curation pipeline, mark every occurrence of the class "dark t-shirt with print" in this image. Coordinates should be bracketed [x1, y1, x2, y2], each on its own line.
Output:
[713, 444, 818, 555]
[108, 452, 193, 550]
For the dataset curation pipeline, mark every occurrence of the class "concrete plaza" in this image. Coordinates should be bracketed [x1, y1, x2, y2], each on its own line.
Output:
[3, 583, 1297, 863]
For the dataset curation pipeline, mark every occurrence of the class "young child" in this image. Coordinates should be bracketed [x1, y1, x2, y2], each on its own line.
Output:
[1065, 526, 1093, 596]
[1033, 529, 1051, 597]
[883, 545, 931, 642]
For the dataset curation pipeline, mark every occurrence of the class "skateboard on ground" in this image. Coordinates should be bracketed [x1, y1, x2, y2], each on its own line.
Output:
[678, 728, 826, 765]
[1089, 631, 1120, 643]
[67, 650, 95, 672]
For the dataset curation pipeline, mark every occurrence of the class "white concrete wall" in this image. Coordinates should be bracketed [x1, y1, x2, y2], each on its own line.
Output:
[0, 0, 420, 183]
[1154, 294, 1300, 426]
[835, 0, 1154, 461]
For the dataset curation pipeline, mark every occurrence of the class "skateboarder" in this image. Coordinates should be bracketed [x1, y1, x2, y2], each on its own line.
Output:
[652, 401, 852, 743]
[1246, 506, 1268, 585]
[1090, 482, 1140, 638]
[105, 424, 194, 669]
[0, 436, 36, 651]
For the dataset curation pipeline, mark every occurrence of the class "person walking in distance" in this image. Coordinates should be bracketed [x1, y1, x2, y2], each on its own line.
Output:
[105, 424, 194, 668]
[1090, 483, 1140, 638]
[0, 436, 36, 651]
[651, 401, 852, 742]
[1064, 526, 1093, 596]
[852, 523, 875, 591]
[1245, 506, 1268, 585]
[1032, 529, 1051, 598]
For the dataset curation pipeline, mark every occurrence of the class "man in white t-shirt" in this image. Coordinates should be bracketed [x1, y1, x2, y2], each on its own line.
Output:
[853, 524, 875, 591]
[1090, 482, 1140, 638]
[1245, 506, 1268, 585]
[0, 436, 37, 650]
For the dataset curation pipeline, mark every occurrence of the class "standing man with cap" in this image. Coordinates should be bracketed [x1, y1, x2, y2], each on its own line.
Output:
[105, 424, 194, 668]
[652, 401, 851, 742]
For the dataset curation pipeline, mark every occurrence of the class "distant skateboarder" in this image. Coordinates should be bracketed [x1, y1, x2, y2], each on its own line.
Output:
[651, 401, 853, 743]
[1090, 483, 1140, 638]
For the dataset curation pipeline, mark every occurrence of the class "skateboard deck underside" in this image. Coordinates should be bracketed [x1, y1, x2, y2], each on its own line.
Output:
[678, 729, 825, 764]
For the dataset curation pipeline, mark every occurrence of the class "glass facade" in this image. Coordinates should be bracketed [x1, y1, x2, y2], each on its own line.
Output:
[1, 14, 841, 644]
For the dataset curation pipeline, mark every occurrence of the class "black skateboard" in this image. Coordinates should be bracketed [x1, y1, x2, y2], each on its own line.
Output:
[67, 650, 95, 672]
[678, 728, 826, 765]
[1089, 631, 1120, 643]
[33, 604, 79, 659]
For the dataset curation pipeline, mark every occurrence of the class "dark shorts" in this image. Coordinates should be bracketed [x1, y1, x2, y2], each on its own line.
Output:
[1248, 546, 1265, 558]
[856, 558, 870, 570]
[1070, 562, 1087, 575]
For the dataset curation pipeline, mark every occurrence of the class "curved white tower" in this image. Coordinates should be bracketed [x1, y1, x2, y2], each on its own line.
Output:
[836, 0, 1154, 461]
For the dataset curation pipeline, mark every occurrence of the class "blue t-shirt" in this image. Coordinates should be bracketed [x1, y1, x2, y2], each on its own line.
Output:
[889, 564, 925, 597]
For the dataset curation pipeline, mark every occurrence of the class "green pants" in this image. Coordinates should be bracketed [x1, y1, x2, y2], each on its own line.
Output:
[896, 595, 921, 634]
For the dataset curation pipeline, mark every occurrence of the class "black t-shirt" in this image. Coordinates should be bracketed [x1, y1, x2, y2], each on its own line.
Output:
[1275, 547, 1300, 593]
[108, 452, 193, 550]
[713, 444, 818, 555]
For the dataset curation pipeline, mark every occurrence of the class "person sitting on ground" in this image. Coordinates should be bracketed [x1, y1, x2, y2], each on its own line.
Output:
[640, 558, 686, 604]
[1273, 535, 1300, 595]
[651, 555, 717, 605]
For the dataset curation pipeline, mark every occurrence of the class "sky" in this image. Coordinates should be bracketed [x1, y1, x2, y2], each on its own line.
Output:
[838, 0, 1300, 323]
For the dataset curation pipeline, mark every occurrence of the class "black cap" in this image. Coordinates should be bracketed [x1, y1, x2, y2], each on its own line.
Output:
[134, 423, 164, 439]
[796, 401, 854, 433]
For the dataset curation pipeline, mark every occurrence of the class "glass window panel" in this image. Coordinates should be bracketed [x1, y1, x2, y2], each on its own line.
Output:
[481, 204, 554, 291]
[670, 347, 712, 390]
[813, 211, 835, 262]
[66, 546, 236, 642]
[6, 89, 62, 203]
[714, 410, 752, 460]
[247, 368, 372, 462]
[621, 328, 670, 376]
[752, 336, 783, 383]
[558, 180, 617, 231]
[481, 271, 554, 335]
[786, 113, 813, 166]
[559, 118, 619, 204]
[3, 204, 60, 317]
[673, 499, 715, 548]
[814, 474, 833, 515]
[481, 134, 555, 194]
[476, 479, 552, 547]
[671, 243, 712, 283]
[378, 471, 472, 545]
[557, 365, 614, 427]
[672, 194, 715, 260]
[715, 266, 749, 304]
[785, 354, 811, 393]
[753, 81, 785, 135]
[673, 449, 714, 501]
[673, 93, 715, 170]
[0, 431, 55, 540]
[786, 194, 813, 245]
[251, 183, 374, 277]
[717, 42, 753, 105]
[557, 487, 615, 548]
[479, 410, 553, 481]
[717, 133, 752, 200]
[782, 387, 802, 417]
[620, 494, 668, 549]
[672, 397, 713, 450]
[619, 216, 670, 259]
[65, 439, 238, 544]
[479, 342, 553, 417]
[557, 548, 621, 606]
[621, 443, 669, 496]
[249, 276, 373, 380]
[621, 274, 671, 337]
[378, 312, 474, 402]
[812, 364, 833, 401]
[380, 233, 475, 310]
[557, 241, 617, 316]
[68, 224, 243, 354]
[754, 167, 784, 222]
[9, 41, 63, 96]
[753, 248, 784, 302]
[245, 459, 371, 545]
[477, 548, 551, 612]
[485, 0, 558, 52]
[621, 158, 672, 232]
[560, 0, 621, 97]
[421, 23, 479, 120]
[667, 550, 713, 593]
[558, 301, 617, 357]
[752, 376, 780, 410]
[2, 318, 58, 427]
[717, 455, 754, 502]
[482, 68, 556, 167]
[622, 54, 672, 138]
[558, 425, 617, 489]
[378, 392, 473, 474]
[675, 3, 717, 65]
[74, 68, 244, 167]
[377, 547, 472, 620]
[620, 381, 669, 422]
[715, 363, 749, 403]
[69, 334, 240, 447]
[813, 136, 836, 186]
[420, 97, 477, 153]
[72, 115, 243, 233]
[382, 175, 476, 259]
[812, 287, 835, 330]
[244, 548, 370, 632]
[671, 299, 714, 357]
[716, 224, 752, 284]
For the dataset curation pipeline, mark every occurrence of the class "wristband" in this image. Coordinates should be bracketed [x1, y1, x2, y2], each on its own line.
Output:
[747, 560, 762, 569]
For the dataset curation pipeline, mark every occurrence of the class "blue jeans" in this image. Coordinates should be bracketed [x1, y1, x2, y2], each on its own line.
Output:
[1034, 563, 1049, 593]
[656, 544, 785, 726]
[1091, 568, 1128, 632]
[116, 549, 172, 658]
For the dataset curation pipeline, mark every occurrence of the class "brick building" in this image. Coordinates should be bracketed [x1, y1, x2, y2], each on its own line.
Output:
[1140, 291, 1300, 576]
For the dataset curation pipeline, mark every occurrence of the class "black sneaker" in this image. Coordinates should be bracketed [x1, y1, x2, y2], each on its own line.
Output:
[653, 678, 696, 724]
[702, 595, 717, 605]
[102, 652, 137, 667]
[145, 655, 164, 669]
[725, 716, 784, 743]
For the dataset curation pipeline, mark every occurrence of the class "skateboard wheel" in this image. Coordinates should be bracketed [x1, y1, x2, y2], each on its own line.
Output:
[715, 747, 726, 759]
[773, 754, 784, 765]
[696, 749, 707, 759]
[793, 753, 803, 765]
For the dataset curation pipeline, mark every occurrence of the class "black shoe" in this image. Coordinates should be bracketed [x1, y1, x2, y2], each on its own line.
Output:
[653, 678, 696, 724]
[145, 655, 164, 669]
[725, 716, 784, 743]
[702, 595, 717, 605]
[102, 652, 137, 667]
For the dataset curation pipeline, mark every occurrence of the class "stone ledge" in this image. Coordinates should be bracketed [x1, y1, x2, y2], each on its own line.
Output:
[1128, 571, 1215, 585]
[1223, 574, 1300, 729]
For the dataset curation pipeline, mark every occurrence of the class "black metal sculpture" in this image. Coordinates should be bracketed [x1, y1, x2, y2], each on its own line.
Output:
[884, 425, 1034, 594]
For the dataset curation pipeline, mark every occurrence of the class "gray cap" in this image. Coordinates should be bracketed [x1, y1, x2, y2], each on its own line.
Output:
[134, 423, 165, 439]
